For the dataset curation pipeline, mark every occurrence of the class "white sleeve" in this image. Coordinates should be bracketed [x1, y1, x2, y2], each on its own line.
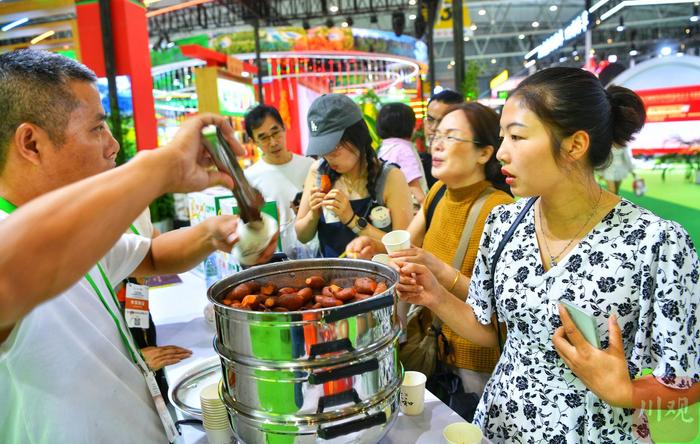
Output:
[101, 234, 151, 284]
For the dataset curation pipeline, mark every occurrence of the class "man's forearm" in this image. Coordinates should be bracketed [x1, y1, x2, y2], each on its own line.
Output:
[133, 222, 215, 277]
[0, 150, 174, 328]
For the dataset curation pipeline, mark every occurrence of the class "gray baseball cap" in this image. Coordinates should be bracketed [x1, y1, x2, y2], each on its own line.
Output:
[306, 94, 363, 156]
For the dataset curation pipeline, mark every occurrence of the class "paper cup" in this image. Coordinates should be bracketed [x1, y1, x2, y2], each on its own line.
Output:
[371, 253, 392, 265]
[204, 426, 234, 444]
[400, 371, 426, 415]
[382, 230, 410, 253]
[443, 422, 483, 444]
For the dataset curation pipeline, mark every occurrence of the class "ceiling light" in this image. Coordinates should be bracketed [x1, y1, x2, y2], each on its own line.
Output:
[607, 37, 613, 44]
[409, 0, 417, 4]
[608, 54, 618, 62]
[574, 55, 580, 61]
[464, 36, 471, 42]
[531, 21, 540, 28]
[518, 34, 525, 39]
[524, 59, 536, 68]
[341, 21, 348, 27]
[616, 16, 625, 32]
[329, 5, 339, 13]
[692, 4, 699, 21]
[629, 48, 638, 56]
[549, 5, 558, 11]
[478, 9, 486, 16]
[470, 24, 478, 31]
[450, 60, 456, 65]
[30, 30, 54, 45]
[409, 14, 417, 20]
[660, 46, 672, 56]
[559, 56, 568, 62]
[491, 58, 497, 64]
[2, 17, 29, 32]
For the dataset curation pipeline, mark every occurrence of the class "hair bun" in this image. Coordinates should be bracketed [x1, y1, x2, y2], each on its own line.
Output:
[606, 85, 646, 146]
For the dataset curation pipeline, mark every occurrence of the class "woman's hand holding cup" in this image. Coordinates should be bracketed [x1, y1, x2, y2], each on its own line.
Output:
[395, 262, 444, 309]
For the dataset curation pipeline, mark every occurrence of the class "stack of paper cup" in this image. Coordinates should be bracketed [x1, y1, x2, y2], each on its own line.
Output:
[200, 383, 234, 444]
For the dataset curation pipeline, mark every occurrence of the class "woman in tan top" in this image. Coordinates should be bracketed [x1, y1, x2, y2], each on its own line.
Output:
[347, 102, 513, 396]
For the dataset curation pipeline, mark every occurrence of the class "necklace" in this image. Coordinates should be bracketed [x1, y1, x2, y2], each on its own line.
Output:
[538, 189, 603, 268]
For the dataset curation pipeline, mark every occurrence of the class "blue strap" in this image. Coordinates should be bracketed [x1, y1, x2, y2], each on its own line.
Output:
[490, 197, 538, 354]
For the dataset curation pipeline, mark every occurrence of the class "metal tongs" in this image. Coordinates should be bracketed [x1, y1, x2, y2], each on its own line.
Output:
[204, 127, 265, 223]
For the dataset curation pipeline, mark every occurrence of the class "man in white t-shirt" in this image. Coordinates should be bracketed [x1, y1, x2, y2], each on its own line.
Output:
[0, 50, 275, 443]
[244, 105, 317, 258]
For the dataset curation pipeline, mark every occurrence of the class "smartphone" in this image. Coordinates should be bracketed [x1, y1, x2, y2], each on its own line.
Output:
[559, 300, 601, 349]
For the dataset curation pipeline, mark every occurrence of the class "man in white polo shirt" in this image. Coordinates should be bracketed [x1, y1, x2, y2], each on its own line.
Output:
[0, 49, 273, 443]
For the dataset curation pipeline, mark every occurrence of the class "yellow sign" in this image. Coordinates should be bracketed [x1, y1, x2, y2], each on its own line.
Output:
[434, 0, 472, 38]
[490, 69, 509, 90]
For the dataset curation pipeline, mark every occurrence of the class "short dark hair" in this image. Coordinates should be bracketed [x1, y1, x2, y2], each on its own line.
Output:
[244, 105, 284, 139]
[376, 102, 416, 139]
[0, 49, 97, 172]
[428, 89, 464, 106]
[511, 67, 646, 169]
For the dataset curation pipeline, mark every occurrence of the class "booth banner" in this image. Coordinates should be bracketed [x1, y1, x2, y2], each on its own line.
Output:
[636, 85, 700, 123]
[210, 26, 426, 62]
[629, 85, 700, 155]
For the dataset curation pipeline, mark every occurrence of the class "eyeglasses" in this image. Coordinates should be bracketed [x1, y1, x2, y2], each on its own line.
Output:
[256, 128, 285, 146]
[429, 131, 482, 147]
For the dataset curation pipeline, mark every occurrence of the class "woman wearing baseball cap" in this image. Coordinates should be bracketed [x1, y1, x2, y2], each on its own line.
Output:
[295, 94, 413, 258]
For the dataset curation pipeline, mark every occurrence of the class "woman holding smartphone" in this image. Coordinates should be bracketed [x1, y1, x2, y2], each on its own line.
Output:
[397, 67, 699, 442]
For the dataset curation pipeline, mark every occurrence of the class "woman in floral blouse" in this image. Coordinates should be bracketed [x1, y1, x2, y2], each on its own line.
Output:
[396, 67, 699, 443]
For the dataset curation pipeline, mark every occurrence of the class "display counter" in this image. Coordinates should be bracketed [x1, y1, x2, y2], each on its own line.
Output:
[150, 271, 488, 444]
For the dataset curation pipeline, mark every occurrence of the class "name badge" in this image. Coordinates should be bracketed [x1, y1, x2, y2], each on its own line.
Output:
[125, 283, 150, 329]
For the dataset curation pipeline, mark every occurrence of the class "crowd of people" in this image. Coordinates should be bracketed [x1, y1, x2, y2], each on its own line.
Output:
[0, 49, 697, 444]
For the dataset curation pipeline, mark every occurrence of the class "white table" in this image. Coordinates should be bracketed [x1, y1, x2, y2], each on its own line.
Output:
[150, 272, 483, 444]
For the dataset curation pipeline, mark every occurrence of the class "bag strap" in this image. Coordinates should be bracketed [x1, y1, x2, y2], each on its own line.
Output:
[425, 184, 447, 232]
[490, 197, 538, 354]
[452, 187, 494, 269]
[432, 187, 494, 331]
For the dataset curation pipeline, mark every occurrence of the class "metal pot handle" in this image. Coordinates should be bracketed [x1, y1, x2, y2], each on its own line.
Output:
[309, 338, 355, 359]
[323, 292, 394, 323]
[308, 358, 379, 385]
[316, 388, 362, 414]
[317, 411, 387, 440]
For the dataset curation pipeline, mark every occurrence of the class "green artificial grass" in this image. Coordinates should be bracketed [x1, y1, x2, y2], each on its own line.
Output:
[616, 169, 700, 247]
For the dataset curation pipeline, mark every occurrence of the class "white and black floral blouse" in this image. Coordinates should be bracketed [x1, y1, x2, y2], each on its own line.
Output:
[467, 198, 699, 443]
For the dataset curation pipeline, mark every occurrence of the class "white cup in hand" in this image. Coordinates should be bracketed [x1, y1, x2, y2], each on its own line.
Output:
[400, 371, 427, 415]
[382, 230, 410, 253]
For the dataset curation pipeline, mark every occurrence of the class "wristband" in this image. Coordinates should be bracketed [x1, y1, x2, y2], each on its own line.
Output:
[342, 214, 356, 226]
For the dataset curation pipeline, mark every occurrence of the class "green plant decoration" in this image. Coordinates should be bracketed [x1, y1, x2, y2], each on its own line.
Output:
[463, 61, 482, 102]
[149, 193, 175, 223]
[356, 89, 383, 150]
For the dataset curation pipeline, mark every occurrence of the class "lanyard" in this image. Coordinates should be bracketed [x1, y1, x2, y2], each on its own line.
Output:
[84, 264, 147, 372]
[0, 196, 146, 372]
[129, 224, 140, 235]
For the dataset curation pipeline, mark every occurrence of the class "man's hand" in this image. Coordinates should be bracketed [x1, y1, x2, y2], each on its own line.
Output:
[141, 345, 192, 371]
[156, 113, 242, 193]
[202, 215, 240, 253]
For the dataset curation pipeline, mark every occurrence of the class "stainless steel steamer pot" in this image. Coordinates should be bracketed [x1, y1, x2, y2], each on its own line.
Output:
[208, 259, 402, 443]
[208, 259, 400, 366]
